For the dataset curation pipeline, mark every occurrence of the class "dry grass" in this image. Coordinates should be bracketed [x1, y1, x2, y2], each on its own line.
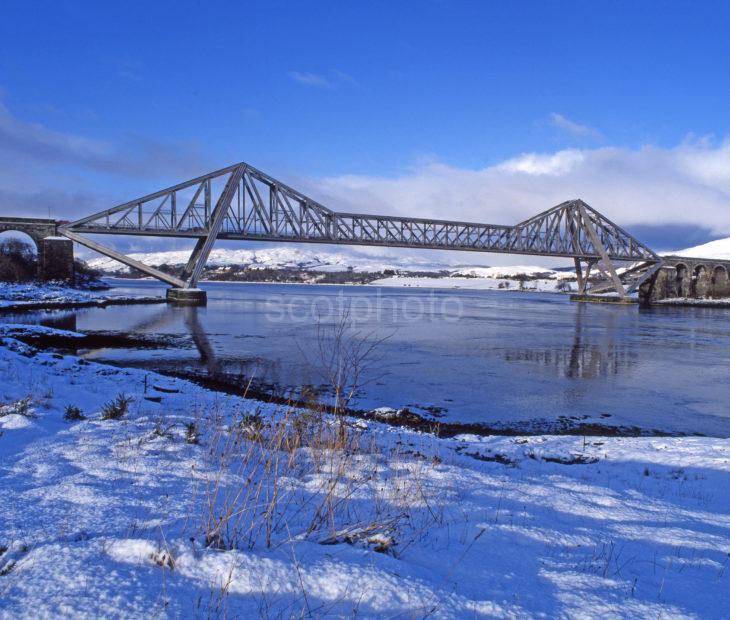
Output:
[178, 307, 445, 617]
[191, 397, 443, 560]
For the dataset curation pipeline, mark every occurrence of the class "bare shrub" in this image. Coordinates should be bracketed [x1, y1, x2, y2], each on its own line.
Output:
[63, 405, 85, 421]
[151, 414, 176, 440]
[296, 304, 389, 455]
[101, 393, 132, 420]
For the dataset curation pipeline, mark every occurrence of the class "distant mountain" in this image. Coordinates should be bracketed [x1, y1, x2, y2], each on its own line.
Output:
[87, 245, 566, 282]
[88, 246, 458, 274]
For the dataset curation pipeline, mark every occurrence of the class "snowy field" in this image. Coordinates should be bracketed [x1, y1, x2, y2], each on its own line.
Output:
[1, 324, 729, 618]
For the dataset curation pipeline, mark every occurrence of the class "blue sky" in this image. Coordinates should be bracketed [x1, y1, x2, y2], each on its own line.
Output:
[1, 0, 730, 256]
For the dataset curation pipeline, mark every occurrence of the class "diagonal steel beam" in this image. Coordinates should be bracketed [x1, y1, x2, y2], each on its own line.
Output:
[185, 164, 247, 288]
[574, 257, 586, 294]
[577, 204, 626, 296]
[59, 229, 185, 288]
[180, 238, 207, 282]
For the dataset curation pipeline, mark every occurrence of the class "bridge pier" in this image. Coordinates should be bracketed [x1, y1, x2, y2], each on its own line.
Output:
[166, 288, 207, 305]
[0, 217, 75, 284]
[39, 237, 74, 283]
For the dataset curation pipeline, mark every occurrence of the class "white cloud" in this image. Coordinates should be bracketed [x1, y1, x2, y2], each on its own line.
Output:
[549, 112, 602, 140]
[310, 139, 730, 240]
[497, 150, 585, 176]
[287, 71, 332, 88]
[288, 70, 360, 89]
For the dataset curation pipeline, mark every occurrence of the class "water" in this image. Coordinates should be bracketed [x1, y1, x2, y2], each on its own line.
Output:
[8, 279, 730, 435]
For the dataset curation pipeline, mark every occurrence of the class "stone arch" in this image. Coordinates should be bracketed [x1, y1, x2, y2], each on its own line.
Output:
[0, 228, 42, 253]
[711, 264, 730, 297]
[0, 230, 41, 281]
[711, 264, 727, 284]
[674, 263, 690, 297]
[692, 264, 711, 298]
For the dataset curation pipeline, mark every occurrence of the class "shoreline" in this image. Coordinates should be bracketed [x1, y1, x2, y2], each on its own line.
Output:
[0, 295, 166, 314]
[5, 325, 706, 439]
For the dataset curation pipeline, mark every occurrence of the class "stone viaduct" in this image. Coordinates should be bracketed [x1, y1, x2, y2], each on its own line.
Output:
[0, 216, 75, 283]
[639, 255, 730, 304]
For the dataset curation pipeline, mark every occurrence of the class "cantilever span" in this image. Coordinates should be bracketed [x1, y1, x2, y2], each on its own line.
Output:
[59, 161, 661, 301]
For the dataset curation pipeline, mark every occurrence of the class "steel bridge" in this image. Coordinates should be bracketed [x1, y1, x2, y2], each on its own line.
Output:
[58, 161, 662, 301]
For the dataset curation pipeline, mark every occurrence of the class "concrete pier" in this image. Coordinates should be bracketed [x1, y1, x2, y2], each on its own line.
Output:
[166, 288, 207, 305]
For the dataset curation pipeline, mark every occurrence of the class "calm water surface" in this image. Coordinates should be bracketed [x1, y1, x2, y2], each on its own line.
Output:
[10, 279, 730, 435]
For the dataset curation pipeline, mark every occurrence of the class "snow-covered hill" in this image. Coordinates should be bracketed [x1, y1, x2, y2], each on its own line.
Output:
[88, 246, 569, 281]
[450, 265, 568, 279]
[87, 246, 458, 274]
[672, 237, 730, 260]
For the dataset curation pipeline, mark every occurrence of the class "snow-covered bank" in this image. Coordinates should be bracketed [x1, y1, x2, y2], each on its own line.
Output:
[0, 282, 105, 308]
[654, 297, 730, 307]
[1, 326, 729, 618]
[0, 282, 164, 312]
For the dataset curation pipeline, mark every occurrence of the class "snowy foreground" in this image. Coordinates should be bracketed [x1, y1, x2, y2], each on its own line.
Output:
[1, 327, 730, 618]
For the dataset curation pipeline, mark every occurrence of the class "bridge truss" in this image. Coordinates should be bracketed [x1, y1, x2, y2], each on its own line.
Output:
[60, 161, 660, 297]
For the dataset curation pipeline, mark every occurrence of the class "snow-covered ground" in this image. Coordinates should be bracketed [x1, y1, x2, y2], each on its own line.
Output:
[1, 325, 729, 618]
[450, 265, 563, 279]
[371, 275, 575, 292]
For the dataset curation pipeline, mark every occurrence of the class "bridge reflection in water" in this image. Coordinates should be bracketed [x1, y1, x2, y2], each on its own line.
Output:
[502, 305, 638, 379]
[16, 299, 643, 385]
[82, 305, 222, 375]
